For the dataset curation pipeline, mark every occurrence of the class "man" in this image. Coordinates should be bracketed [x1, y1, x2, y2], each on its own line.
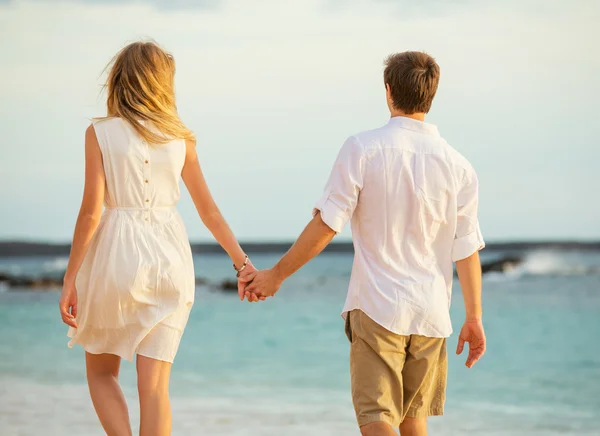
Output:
[239, 51, 486, 436]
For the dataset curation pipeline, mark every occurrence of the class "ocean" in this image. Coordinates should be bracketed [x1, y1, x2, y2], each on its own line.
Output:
[0, 247, 599, 435]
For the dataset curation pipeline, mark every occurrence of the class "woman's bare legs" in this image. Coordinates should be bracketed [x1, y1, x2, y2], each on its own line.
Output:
[85, 352, 132, 436]
[137, 355, 173, 436]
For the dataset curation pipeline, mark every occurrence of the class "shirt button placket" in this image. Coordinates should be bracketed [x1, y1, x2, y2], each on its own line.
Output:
[142, 140, 150, 223]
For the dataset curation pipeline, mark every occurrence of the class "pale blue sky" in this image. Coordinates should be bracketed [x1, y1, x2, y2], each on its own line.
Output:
[0, 0, 598, 242]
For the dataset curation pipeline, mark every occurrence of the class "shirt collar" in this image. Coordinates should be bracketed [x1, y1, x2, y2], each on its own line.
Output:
[387, 116, 439, 136]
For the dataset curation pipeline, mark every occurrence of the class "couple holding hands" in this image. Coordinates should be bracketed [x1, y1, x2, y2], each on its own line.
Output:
[60, 40, 485, 436]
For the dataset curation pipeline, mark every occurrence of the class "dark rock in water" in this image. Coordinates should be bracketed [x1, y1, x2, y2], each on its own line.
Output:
[195, 276, 208, 285]
[219, 279, 238, 292]
[481, 256, 522, 274]
[0, 273, 63, 290]
[0, 274, 35, 287]
[30, 277, 63, 289]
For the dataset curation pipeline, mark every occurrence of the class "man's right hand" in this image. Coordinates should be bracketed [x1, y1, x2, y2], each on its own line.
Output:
[456, 319, 486, 368]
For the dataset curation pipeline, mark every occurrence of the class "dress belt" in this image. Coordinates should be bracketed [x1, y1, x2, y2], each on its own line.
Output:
[106, 205, 174, 211]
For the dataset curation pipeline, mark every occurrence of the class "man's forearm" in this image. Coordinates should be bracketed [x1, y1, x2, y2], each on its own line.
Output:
[455, 251, 483, 320]
[273, 213, 336, 282]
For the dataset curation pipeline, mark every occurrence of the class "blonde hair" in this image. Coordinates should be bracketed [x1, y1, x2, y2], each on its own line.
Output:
[102, 40, 194, 144]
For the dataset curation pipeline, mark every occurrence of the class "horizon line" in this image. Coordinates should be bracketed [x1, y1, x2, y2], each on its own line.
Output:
[1, 237, 600, 245]
[1, 239, 599, 258]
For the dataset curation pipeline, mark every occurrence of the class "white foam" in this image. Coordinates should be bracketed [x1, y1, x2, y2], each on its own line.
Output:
[483, 251, 600, 281]
[519, 251, 598, 276]
[41, 257, 69, 273]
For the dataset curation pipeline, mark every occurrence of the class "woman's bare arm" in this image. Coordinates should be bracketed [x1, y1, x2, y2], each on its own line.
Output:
[60, 125, 105, 327]
[181, 139, 247, 269]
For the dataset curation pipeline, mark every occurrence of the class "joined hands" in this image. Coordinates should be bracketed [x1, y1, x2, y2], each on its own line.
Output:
[237, 262, 282, 303]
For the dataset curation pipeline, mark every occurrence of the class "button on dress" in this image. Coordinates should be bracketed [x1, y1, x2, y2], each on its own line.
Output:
[67, 117, 195, 363]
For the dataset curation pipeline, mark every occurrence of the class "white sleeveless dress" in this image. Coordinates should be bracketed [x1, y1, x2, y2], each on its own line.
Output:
[67, 117, 195, 363]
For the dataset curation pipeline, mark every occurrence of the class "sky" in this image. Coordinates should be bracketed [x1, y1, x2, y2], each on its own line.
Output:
[0, 0, 598, 243]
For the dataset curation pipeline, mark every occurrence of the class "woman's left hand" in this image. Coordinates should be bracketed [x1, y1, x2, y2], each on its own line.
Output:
[59, 280, 78, 328]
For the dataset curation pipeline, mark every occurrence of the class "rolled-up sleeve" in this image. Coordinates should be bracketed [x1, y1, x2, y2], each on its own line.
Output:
[313, 136, 365, 233]
[452, 168, 485, 261]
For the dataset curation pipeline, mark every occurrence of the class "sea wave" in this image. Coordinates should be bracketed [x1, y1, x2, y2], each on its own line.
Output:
[41, 257, 69, 272]
[1, 250, 599, 291]
[482, 250, 600, 281]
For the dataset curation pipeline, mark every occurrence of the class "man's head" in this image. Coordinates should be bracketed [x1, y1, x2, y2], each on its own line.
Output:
[383, 51, 440, 116]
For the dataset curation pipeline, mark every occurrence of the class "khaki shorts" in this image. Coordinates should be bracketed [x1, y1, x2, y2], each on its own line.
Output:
[345, 310, 447, 428]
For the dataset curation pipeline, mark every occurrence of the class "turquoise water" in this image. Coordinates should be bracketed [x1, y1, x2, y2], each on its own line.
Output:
[1, 251, 599, 435]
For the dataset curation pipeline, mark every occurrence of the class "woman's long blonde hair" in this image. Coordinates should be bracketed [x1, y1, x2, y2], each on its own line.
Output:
[102, 40, 194, 144]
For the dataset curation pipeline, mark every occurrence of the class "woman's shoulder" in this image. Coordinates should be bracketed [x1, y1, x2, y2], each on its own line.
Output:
[89, 117, 131, 138]
[184, 137, 196, 146]
[90, 116, 122, 126]
[86, 117, 130, 150]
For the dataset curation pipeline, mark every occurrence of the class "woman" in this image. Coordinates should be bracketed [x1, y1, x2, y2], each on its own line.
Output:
[59, 40, 259, 436]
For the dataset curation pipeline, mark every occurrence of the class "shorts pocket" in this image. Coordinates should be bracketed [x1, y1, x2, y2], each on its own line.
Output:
[344, 311, 354, 343]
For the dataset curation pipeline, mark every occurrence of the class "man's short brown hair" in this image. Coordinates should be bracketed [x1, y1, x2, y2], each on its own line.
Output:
[384, 51, 440, 114]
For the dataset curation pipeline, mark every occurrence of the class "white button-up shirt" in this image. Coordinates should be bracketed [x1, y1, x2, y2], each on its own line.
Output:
[314, 116, 484, 338]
